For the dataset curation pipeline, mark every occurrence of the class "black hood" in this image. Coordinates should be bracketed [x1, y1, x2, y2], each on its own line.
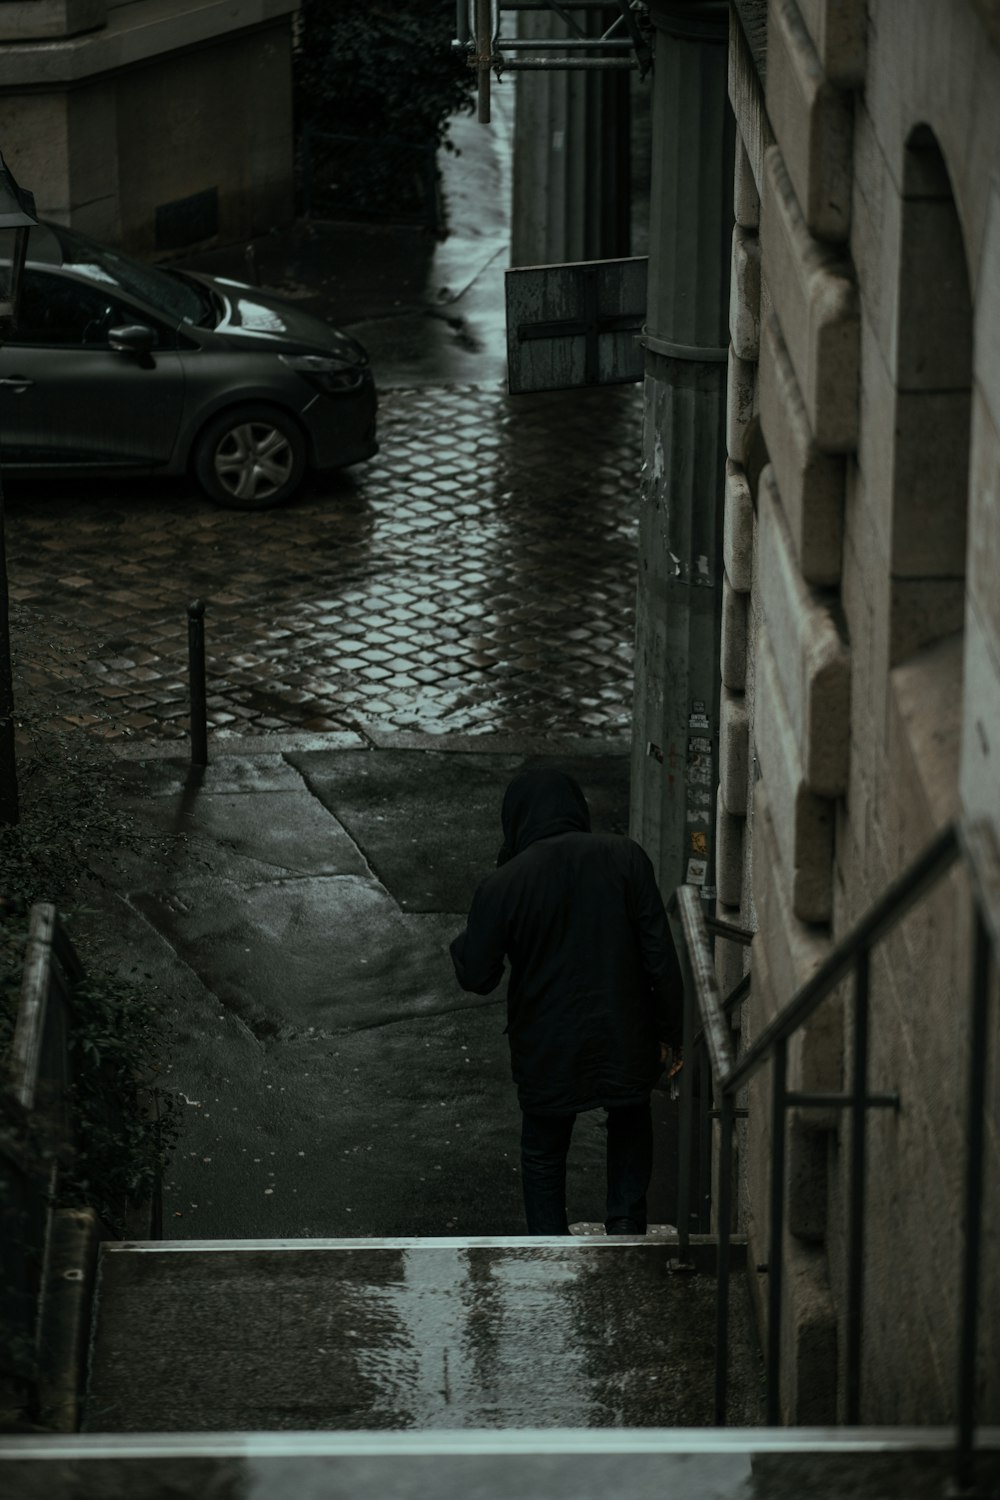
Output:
[499, 770, 591, 861]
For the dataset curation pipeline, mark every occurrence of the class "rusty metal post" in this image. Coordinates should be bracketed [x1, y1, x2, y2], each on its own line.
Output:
[187, 600, 208, 767]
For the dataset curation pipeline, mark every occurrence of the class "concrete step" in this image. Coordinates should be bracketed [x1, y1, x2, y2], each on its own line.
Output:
[81, 1235, 763, 1434]
[3, 1428, 1000, 1499]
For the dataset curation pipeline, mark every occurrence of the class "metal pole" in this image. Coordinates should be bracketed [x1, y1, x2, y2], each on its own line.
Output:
[955, 907, 992, 1495]
[766, 1037, 788, 1425]
[0, 469, 18, 825]
[497, 57, 638, 68]
[476, 0, 492, 122]
[187, 599, 208, 768]
[846, 946, 870, 1423]
[714, 1088, 735, 1423]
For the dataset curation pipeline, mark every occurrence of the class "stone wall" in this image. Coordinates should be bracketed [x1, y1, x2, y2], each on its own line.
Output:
[723, 0, 1000, 1424]
[0, 0, 298, 253]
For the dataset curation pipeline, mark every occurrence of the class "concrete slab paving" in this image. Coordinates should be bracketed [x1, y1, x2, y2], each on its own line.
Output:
[288, 748, 630, 911]
[82, 1241, 763, 1433]
[131, 877, 473, 1037]
[120, 790, 371, 884]
[112, 756, 310, 798]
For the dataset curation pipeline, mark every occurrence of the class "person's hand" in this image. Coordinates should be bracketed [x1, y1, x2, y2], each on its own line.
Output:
[660, 1042, 683, 1078]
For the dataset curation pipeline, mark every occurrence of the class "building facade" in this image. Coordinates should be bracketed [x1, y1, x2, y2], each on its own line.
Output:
[0, 0, 299, 254]
[720, 0, 1000, 1422]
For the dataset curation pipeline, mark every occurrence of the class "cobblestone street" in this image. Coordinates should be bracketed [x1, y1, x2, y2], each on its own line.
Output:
[6, 382, 641, 745]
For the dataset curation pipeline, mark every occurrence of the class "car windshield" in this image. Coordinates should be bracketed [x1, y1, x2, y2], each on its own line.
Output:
[9, 222, 214, 327]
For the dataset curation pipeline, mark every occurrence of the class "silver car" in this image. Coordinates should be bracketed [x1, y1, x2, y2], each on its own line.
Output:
[0, 221, 377, 508]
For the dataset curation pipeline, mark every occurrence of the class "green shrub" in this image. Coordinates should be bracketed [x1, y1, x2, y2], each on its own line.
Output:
[0, 673, 179, 1234]
[295, 0, 475, 219]
[0, 913, 178, 1238]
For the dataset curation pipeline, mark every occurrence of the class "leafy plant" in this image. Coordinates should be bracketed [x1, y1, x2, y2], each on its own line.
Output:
[62, 967, 180, 1236]
[295, 0, 475, 221]
[0, 607, 181, 1233]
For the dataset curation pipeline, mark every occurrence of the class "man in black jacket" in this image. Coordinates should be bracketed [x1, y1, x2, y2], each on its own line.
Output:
[450, 768, 683, 1235]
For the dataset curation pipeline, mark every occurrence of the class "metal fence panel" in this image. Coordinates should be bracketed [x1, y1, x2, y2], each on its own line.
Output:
[505, 256, 647, 394]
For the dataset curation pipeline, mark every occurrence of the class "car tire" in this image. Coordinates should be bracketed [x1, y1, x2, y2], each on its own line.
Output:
[193, 403, 308, 510]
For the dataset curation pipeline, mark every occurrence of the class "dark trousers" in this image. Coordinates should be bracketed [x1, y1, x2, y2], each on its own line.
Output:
[520, 1098, 653, 1235]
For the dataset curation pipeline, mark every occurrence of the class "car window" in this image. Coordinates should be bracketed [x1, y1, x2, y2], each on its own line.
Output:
[11, 269, 159, 348]
[38, 223, 212, 327]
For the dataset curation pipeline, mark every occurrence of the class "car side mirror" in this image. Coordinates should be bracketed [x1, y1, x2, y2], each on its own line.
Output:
[108, 324, 156, 355]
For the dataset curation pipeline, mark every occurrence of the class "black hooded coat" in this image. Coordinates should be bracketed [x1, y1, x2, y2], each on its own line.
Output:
[450, 770, 683, 1115]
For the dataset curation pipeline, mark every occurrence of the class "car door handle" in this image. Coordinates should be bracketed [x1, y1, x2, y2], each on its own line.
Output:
[0, 376, 34, 391]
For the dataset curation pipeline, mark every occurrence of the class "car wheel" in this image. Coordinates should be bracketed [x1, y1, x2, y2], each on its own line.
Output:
[193, 404, 307, 509]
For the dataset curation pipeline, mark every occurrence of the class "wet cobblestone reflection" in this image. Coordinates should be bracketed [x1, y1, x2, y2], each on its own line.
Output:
[7, 383, 641, 742]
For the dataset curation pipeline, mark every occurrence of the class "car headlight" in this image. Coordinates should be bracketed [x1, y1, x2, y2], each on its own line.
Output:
[279, 352, 366, 394]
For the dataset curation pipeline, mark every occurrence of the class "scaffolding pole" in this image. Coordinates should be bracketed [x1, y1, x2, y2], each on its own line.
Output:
[455, 0, 650, 103]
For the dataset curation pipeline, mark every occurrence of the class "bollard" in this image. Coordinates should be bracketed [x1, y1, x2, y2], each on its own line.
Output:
[187, 599, 208, 767]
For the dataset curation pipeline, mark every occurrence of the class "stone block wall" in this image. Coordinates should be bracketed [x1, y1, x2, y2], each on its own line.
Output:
[723, 0, 1000, 1425]
[0, 0, 298, 253]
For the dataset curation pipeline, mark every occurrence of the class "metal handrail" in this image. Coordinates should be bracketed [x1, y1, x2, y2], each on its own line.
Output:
[725, 824, 961, 1095]
[671, 818, 998, 1497]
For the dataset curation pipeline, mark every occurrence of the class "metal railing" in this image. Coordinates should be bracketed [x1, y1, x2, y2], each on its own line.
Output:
[1, 903, 82, 1401]
[455, 0, 650, 123]
[670, 819, 999, 1496]
[671, 914, 752, 1254]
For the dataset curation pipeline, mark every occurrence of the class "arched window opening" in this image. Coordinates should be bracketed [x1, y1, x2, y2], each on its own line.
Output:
[886, 126, 973, 837]
[889, 126, 972, 669]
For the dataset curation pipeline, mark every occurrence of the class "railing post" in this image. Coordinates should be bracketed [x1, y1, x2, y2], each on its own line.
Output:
[766, 1036, 788, 1425]
[714, 1087, 735, 1424]
[955, 906, 992, 1496]
[675, 935, 697, 1268]
[187, 599, 208, 768]
[846, 945, 870, 1423]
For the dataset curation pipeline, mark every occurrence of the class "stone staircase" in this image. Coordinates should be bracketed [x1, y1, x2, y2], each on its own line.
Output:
[83, 1235, 762, 1433]
[3, 1234, 1000, 1497]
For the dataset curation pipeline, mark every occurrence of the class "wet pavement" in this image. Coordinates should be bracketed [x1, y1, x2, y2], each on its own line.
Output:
[83, 1239, 762, 1433]
[5, 383, 641, 744]
[2, 88, 648, 748]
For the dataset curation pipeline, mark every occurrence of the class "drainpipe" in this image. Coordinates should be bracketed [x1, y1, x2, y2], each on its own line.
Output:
[630, 0, 734, 900]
